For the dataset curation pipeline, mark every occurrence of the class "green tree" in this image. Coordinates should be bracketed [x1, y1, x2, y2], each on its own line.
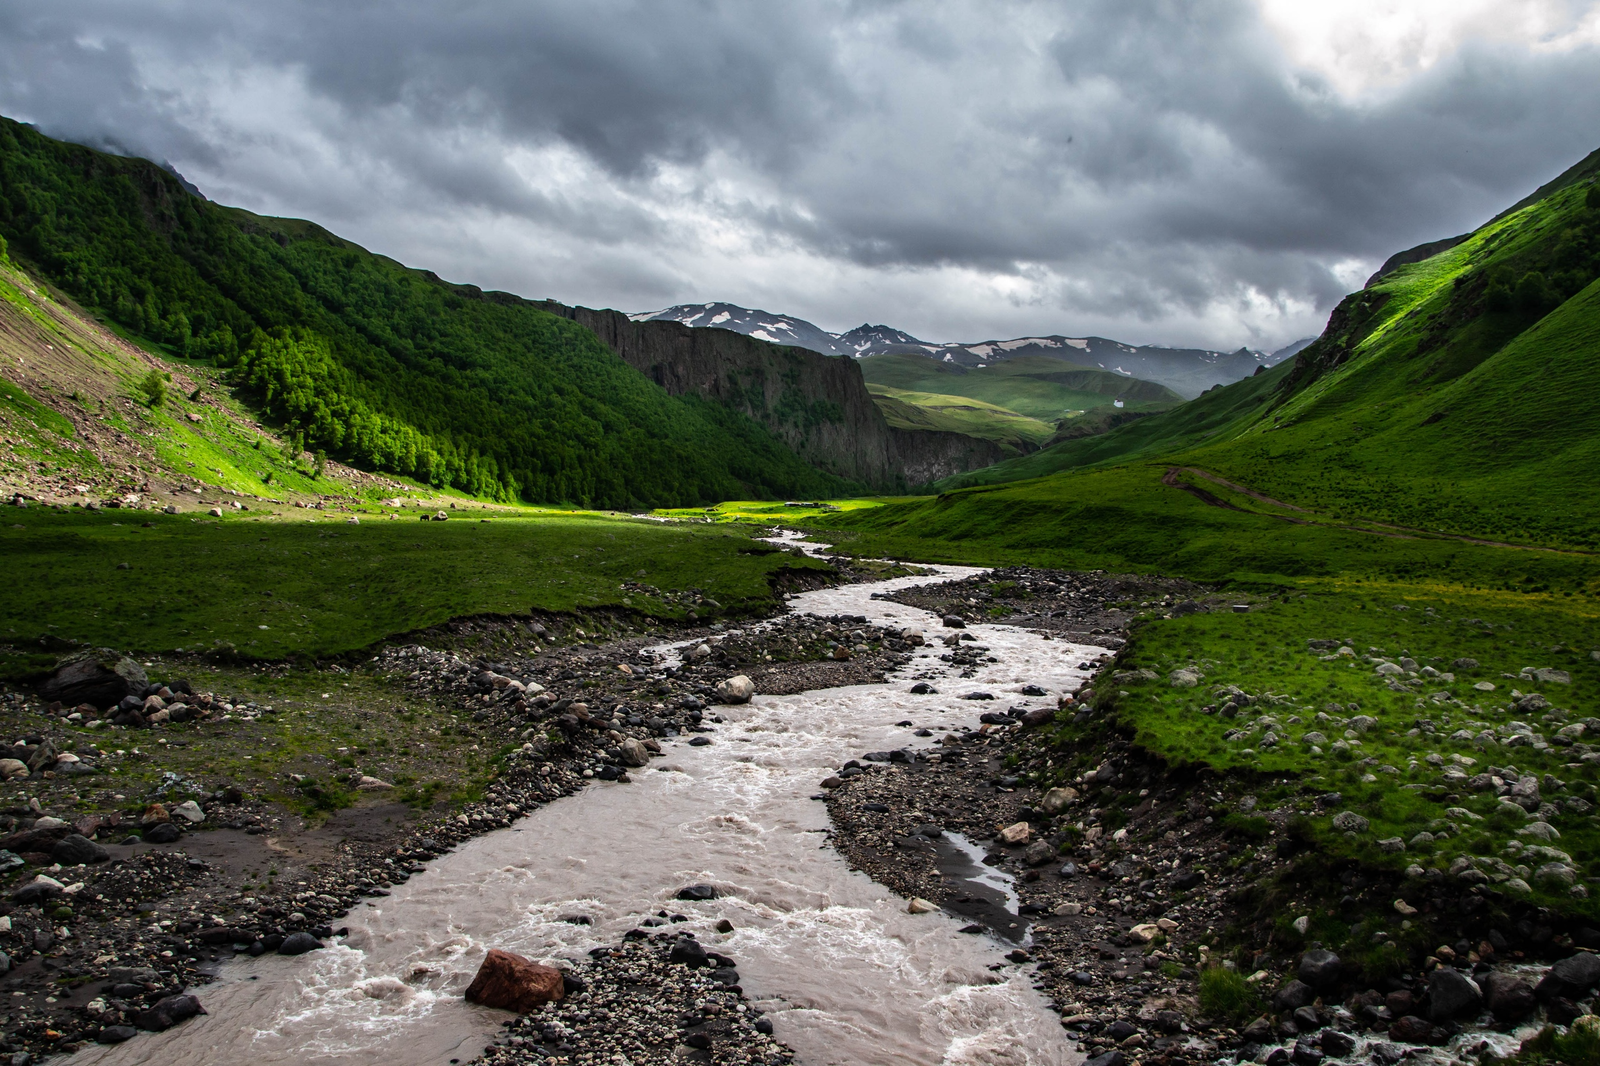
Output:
[1587, 183, 1600, 211]
[136, 370, 168, 408]
[313, 450, 327, 479]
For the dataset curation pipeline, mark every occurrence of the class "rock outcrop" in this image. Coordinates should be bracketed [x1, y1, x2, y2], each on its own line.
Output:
[541, 303, 1005, 488]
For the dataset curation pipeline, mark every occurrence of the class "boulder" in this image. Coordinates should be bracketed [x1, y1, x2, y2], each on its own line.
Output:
[51, 834, 109, 866]
[713, 675, 755, 705]
[96, 1025, 137, 1045]
[11, 876, 63, 904]
[135, 993, 205, 1032]
[1544, 951, 1600, 998]
[668, 938, 710, 966]
[1298, 949, 1342, 990]
[140, 803, 171, 825]
[676, 884, 718, 901]
[907, 898, 938, 914]
[38, 651, 148, 709]
[464, 949, 566, 1011]
[1272, 980, 1316, 1012]
[1479, 972, 1536, 1022]
[277, 932, 323, 956]
[0, 760, 26, 781]
[1319, 1030, 1357, 1057]
[942, 615, 966, 629]
[617, 738, 650, 768]
[25, 741, 57, 774]
[143, 822, 182, 844]
[1040, 787, 1078, 814]
[1023, 840, 1054, 866]
[1330, 812, 1369, 833]
[170, 800, 205, 823]
[1426, 967, 1481, 1021]
[1388, 1015, 1439, 1044]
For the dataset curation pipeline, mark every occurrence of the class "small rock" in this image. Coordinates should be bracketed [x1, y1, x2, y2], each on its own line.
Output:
[908, 898, 938, 914]
[170, 800, 205, 823]
[356, 776, 392, 790]
[997, 821, 1031, 845]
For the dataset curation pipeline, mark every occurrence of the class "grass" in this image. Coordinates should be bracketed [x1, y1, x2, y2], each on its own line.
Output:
[0, 508, 830, 670]
[859, 352, 1180, 423]
[866, 384, 1056, 451]
[1055, 584, 1600, 917]
[1511, 1023, 1600, 1065]
[1198, 966, 1262, 1024]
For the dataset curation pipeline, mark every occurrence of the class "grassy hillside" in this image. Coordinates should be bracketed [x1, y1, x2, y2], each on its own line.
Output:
[0, 117, 849, 508]
[859, 352, 1180, 422]
[865, 384, 1055, 452]
[931, 359, 1295, 490]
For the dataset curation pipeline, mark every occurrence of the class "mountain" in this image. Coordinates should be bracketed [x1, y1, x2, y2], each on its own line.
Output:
[636, 301, 1280, 398]
[0, 118, 1011, 507]
[882, 145, 1600, 552]
[635, 303, 854, 356]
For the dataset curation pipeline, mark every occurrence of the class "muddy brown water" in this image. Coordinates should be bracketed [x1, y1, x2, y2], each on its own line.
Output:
[75, 543, 1101, 1066]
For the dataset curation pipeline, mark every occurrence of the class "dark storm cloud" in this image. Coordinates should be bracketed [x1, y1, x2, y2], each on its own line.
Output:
[1, 0, 1598, 347]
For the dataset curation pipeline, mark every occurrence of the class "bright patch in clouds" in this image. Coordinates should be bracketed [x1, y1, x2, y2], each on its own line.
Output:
[1258, 0, 1600, 97]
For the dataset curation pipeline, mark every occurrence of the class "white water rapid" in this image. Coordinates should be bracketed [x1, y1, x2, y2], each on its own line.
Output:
[75, 537, 1104, 1066]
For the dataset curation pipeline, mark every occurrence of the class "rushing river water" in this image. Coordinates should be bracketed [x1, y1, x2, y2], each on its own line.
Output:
[75, 538, 1104, 1066]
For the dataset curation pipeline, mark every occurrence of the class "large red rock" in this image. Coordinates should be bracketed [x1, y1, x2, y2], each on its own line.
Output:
[464, 949, 566, 1012]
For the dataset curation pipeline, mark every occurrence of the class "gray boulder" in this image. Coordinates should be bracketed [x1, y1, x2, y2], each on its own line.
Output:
[1298, 949, 1342, 990]
[1479, 972, 1537, 1021]
[1426, 967, 1481, 1021]
[277, 932, 323, 956]
[1330, 812, 1368, 833]
[1273, 979, 1317, 1011]
[1548, 951, 1600, 995]
[51, 834, 109, 866]
[39, 651, 148, 709]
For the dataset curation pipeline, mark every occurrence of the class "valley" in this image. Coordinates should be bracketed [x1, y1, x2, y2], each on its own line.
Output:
[3, 112, 1600, 1066]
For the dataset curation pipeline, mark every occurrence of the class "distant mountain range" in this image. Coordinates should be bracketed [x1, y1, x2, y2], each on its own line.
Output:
[636, 302, 1312, 399]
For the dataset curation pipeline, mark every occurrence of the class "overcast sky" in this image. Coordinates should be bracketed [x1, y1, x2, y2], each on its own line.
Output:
[4, 0, 1600, 351]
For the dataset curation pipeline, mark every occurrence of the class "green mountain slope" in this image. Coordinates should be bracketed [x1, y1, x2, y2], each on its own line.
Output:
[0, 117, 849, 508]
[865, 384, 1055, 452]
[904, 162, 1600, 549]
[931, 359, 1294, 489]
[859, 352, 1181, 422]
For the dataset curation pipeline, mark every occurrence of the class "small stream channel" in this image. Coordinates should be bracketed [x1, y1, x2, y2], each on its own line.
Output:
[74, 536, 1106, 1066]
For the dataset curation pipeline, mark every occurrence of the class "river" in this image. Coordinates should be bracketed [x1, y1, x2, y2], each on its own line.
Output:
[74, 539, 1103, 1066]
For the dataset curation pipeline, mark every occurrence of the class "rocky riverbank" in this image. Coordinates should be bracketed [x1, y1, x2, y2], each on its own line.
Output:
[825, 566, 1600, 1066]
[0, 568, 921, 1061]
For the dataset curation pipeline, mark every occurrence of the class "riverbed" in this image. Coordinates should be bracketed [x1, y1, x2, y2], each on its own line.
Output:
[74, 546, 1103, 1066]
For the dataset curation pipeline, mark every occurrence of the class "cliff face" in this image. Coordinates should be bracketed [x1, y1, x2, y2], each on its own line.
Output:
[542, 303, 1004, 489]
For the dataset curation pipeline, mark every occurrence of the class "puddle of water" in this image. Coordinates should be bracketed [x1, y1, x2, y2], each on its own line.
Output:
[934, 833, 1027, 945]
[75, 549, 1104, 1066]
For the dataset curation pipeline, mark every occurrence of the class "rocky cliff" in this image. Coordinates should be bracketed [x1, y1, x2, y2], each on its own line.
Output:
[541, 304, 1005, 489]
